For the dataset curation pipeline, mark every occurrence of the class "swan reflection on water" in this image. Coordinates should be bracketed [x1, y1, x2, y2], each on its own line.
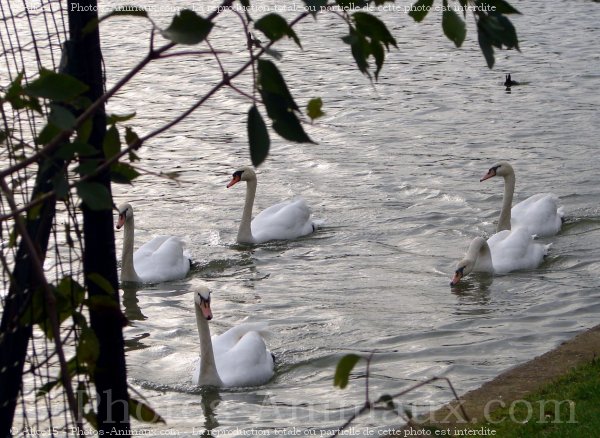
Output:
[199, 386, 221, 435]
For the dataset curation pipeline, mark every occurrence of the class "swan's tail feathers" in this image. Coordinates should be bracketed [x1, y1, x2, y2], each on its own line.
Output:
[543, 243, 552, 257]
[236, 321, 272, 338]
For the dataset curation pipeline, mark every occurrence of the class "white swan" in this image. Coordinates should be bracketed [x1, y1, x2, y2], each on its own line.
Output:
[481, 162, 564, 237]
[116, 203, 190, 283]
[226, 167, 316, 244]
[192, 287, 274, 387]
[450, 227, 550, 285]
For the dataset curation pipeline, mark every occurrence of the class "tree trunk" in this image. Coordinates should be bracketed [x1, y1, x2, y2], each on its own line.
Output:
[67, 0, 131, 432]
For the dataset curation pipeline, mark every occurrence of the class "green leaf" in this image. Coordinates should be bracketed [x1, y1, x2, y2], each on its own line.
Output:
[476, 0, 520, 14]
[262, 94, 314, 143]
[110, 162, 140, 184]
[336, 0, 369, 7]
[76, 182, 112, 211]
[129, 398, 165, 424]
[48, 104, 75, 131]
[477, 25, 495, 68]
[107, 111, 136, 125]
[77, 325, 100, 374]
[103, 125, 121, 159]
[247, 106, 270, 167]
[85, 295, 120, 312]
[84, 411, 99, 429]
[376, 394, 396, 410]
[306, 98, 324, 121]
[25, 68, 89, 102]
[36, 122, 61, 146]
[4, 72, 43, 113]
[257, 60, 299, 111]
[56, 141, 98, 160]
[408, 0, 434, 22]
[76, 117, 93, 144]
[494, 14, 519, 50]
[36, 379, 61, 397]
[442, 1, 467, 48]
[342, 29, 370, 78]
[352, 12, 397, 50]
[302, 0, 328, 15]
[125, 126, 140, 147]
[84, 5, 149, 34]
[162, 9, 213, 45]
[370, 38, 385, 80]
[477, 14, 519, 50]
[255, 13, 302, 48]
[258, 60, 314, 144]
[334, 354, 362, 389]
[74, 159, 102, 176]
[8, 224, 19, 248]
[88, 273, 115, 294]
[27, 197, 43, 221]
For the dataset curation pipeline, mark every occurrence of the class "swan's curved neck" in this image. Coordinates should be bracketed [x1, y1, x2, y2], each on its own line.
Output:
[238, 179, 257, 244]
[195, 307, 223, 386]
[467, 238, 494, 272]
[498, 172, 515, 232]
[468, 239, 493, 267]
[121, 216, 141, 283]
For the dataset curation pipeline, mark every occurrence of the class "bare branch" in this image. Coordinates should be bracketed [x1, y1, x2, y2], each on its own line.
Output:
[157, 49, 229, 59]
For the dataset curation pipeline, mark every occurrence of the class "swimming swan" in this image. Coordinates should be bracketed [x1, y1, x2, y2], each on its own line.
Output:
[450, 228, 550, 285]
[116, 203, 190, 283]
[226, 167, 316, 244]
[481, 162, 564, 237]
[192, 287, 274, 387]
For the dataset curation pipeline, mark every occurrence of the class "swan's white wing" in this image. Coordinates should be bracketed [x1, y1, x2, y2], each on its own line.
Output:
[512, 193, 563, 237]
[133, 235, 190, 283]
[214, 331, 274, 387]
[488, 228, 548, 273]
[251, 197, 314, 243]
[211, 322, 270, 357]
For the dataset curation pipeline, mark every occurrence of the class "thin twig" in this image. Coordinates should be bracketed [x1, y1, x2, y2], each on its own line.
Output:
[228, 82, 261, 104]
[206, 39, 226, 76]
[365, 352, 374, 404]
[157, 49, 228, 59]
[331, 363, 469, 437]
[331, 402, 370, 438]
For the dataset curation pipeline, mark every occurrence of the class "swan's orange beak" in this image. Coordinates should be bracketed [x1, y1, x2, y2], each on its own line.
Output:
[227, 175, 241, 188]
[450, 268, 464, 286]
[200, 300, 213, 320]
[450, 271, 462, 286]
[116, 213, 125, 230]
[480, 169, 496, 182]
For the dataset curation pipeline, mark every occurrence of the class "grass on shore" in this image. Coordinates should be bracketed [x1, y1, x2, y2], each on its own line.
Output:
[465, 357, 600, 437]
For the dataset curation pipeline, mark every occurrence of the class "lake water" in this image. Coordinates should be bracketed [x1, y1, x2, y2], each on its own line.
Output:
[98, 0, 599, 435]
